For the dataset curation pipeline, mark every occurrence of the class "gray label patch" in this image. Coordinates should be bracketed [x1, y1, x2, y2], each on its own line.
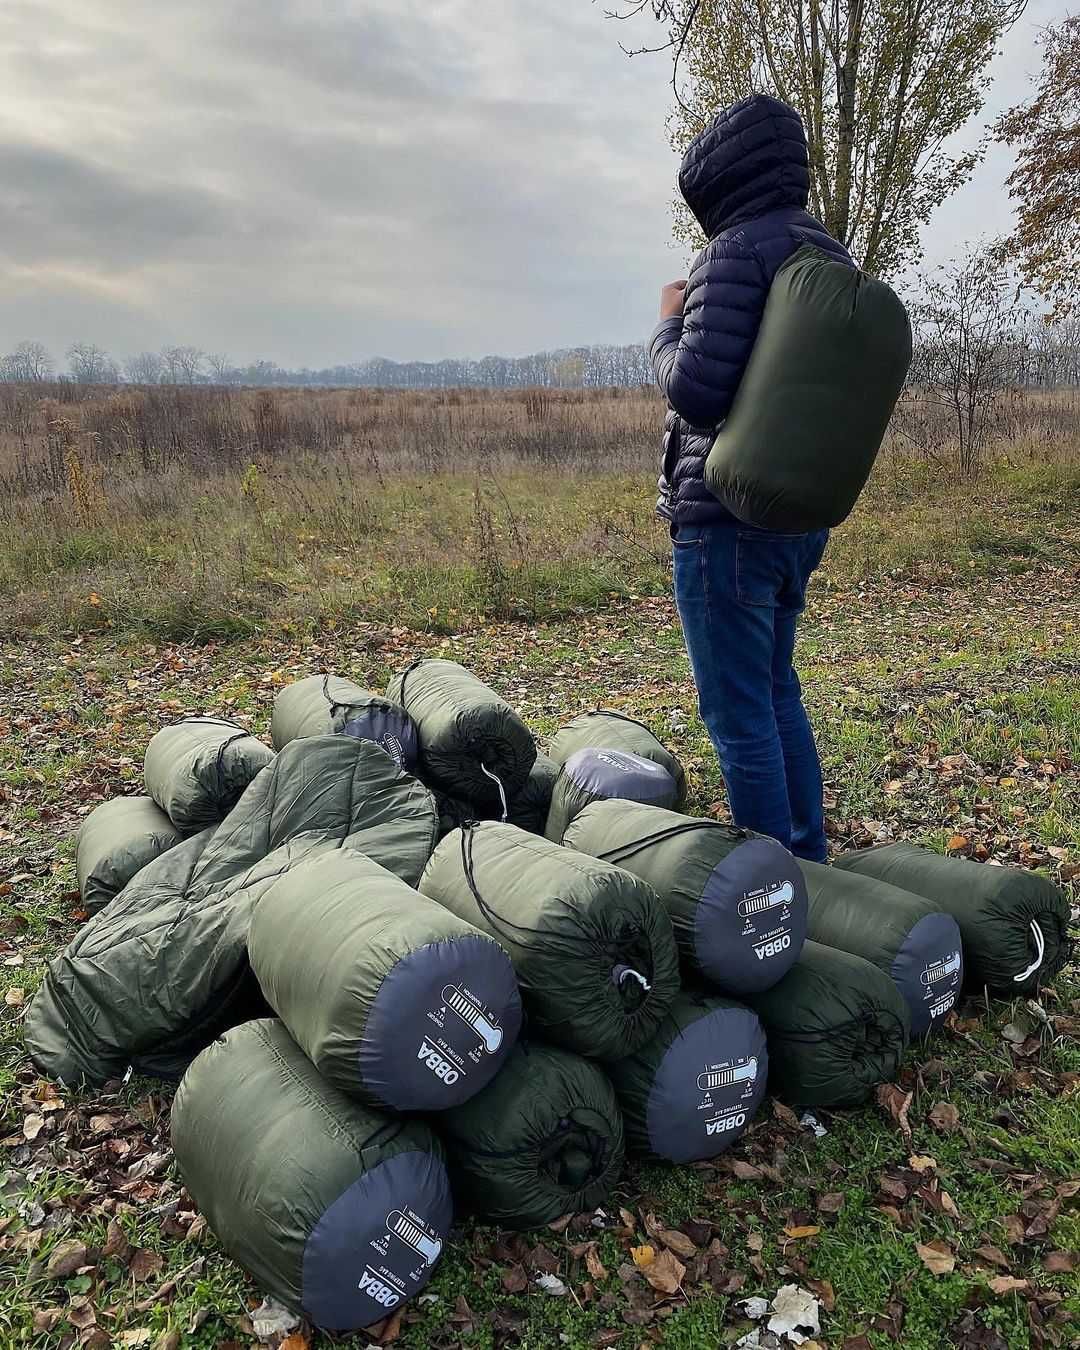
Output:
[646, 1005, 768, 1163]
[303, 1150, 452, 1330]
[360, 936, 522, 1110]
[890, 912, 964, 1037]
[564, 748, 679, 806]
[695, 840, 808, 994]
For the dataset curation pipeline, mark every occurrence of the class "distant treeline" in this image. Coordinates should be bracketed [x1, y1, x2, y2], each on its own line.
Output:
[1, 325, 1079, 390]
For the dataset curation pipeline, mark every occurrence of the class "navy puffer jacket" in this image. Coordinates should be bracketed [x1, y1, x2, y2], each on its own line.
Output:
[651, 95, 853, 527]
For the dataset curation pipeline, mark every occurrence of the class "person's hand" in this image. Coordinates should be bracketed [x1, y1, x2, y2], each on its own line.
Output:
[660, 279, 688, 320]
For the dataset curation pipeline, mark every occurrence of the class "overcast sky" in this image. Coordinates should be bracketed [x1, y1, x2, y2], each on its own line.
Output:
[0, 0, 1067, 368]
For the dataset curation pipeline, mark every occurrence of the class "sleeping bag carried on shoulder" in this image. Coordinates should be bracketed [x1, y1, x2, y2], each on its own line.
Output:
[248, 851, 521, 1111]
[606, 992, 767, 1163]
[270, 674, 418, 769]
[834, 842, 1071, 996]
[545, 748, 682, 843]
[144, 716, 275, 831]
[548, 710, 687, 807]
[799, 860, 963, 1037]
[564, 801, 806, 994]
[387, 659, 536, 810]
[704, 246, 912, 531]
[419, 822, 680, 1061]
[742, 940, 910, 1107]
[437, 1042, 624, 1229]
[506, 752, 559, 834]
[172, 1019, 452, 1331]
[26, 737, 439, 1088]
[76, 796, 184, 914]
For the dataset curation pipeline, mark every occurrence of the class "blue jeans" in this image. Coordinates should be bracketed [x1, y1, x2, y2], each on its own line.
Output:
[672, 523, 829, 861]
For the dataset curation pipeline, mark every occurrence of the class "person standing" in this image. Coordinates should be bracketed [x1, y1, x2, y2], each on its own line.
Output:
[651, 93, 852, 862]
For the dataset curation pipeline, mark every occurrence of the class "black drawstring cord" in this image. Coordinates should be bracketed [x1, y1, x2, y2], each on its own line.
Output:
[395, 657, 427, 714]
[594, 818, 751, 866]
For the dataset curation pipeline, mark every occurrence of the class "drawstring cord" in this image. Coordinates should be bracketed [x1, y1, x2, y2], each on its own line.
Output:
[595, 818, 751, 866]
[480, 763, 509, 822]
[1014, 921, 1045, 984]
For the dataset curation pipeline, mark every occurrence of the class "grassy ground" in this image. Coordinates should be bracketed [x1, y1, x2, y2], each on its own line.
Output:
[1, 525, 1079, 1348]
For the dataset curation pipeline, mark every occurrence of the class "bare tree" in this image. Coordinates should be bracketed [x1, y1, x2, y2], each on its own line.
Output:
[160, 345, 205, 383]
[67, 342, 119, 384]
[124, 351, 165, 385]
[613, 0, 1026, 277]
[205, 352, 234, 384]
[913, 246, 1022, 475]
[2, 339, 55, 382]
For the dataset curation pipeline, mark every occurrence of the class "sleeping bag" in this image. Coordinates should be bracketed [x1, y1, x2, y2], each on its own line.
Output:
[506, 752, 559, 834]
[387, 658, 536, 810]
[76, 796, 184, 914]
[742, 940, 910, 1107]
[25, 737, 439, 1088]
[437, 1042, 624, 1229]
[172, 1019, 452, 1331]
[419, 823, 680, 1061]
[564, 801, 806, 993]
[545, 748, 682, 842]
[271, 674, 418, 769]
[548, 710, 687, 806]
[704, 246, 912, 531]
[799, 860, 963, 1036]
[835, 842, 1071, 996]
[248, 851, 521, 1111]
[143, 716, 274, 831]
[607, 992, 767, 1163]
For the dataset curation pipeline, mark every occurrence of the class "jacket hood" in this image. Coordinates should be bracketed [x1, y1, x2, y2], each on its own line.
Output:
[679, 94, 810, 238]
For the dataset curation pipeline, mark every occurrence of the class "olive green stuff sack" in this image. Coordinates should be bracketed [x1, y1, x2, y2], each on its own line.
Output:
[704, 246, 912, 531]
[172, 1019, 453, 1331]
[548, 711, 687, 806]
[76, 796, 184, 914]
[834, 842, 1071, 997]
[742, 940, 910, 1107]
[387, 659, 536, 810]
[564, 801, 806, 995]
[248, 850, 522, 1112]
[26, 737, 439, 1088]
[436, 1042, 624, 1229]
[506, 753, 559, 834]
[799, 860, 963, 1037]
[544, 748, 681, 843]
[271, 674, 418, 770]
[419, 822, 680, 1061]
[144, 716, 275, 831]
[606, 992, 767, 1163]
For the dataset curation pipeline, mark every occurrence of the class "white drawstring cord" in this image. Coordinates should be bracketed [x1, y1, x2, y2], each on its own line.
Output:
[1013, 921, 1045, 983]
[616, 967, 652, 993]
[480, 763, 509, 822]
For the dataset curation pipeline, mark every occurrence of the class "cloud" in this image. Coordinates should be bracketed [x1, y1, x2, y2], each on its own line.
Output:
[0, 0, 1068, 367]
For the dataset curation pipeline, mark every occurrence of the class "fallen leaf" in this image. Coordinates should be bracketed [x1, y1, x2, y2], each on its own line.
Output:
[32, 1309, 63, 1333]
[630, 1244, 655, 1269]
[783, 1225, 821, 1240]
[946, 835, 969, 853]
[974, 1245, 1011, 1270]
[585, 1245, 608, 1281]
[876, 1084, 913, 1143]
[916, 1239, 956, 1275]
[939, 1190, 960, 1219]
[928, 1102, 960, 1134]
[730, 1160, 764, 1181]
[640, 1247, 685, 1295]
[118, 1332, 152, 1348]
[988, 1275, 1030, 1295]
[656, 1228, 697, 1259]
[45, 1238, 87, 1279]
[535, 1272, 567, 1296]
[22, 1113, 44, 1141]
[817, 1192, 845, 1214]
[1043, 1251, 1076, 1273]
[909, 1155, 937, 1173]
[5, 987, 24, 1006]
[501, 1264, 527, 1294]
[129, 1248, 164, 1283]
[250, 1295, 301, 1340]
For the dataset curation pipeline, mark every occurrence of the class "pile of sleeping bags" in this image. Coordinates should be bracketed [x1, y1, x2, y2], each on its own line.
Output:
[23, 660, 1073, 1332]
